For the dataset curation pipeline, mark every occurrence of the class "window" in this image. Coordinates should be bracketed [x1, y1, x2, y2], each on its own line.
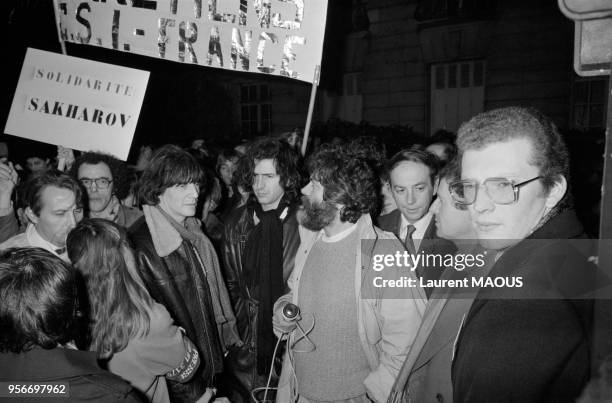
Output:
[240, 84, 272, 136]
[572, 78, 608, 130]
[430, 60, 485, 133]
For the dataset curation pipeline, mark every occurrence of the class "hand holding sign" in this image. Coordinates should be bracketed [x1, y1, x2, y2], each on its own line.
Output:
[56, 145, 75, 171]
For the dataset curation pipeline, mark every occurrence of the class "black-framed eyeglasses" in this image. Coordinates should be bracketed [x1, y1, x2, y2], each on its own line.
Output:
[449, 176, 542, 206]
[80, 177, 113, 190]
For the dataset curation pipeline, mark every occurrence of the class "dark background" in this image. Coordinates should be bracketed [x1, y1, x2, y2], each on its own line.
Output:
[1, 0, 352, 161]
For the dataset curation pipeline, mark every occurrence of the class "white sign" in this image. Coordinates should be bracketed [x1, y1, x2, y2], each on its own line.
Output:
[54, 0, 328, 83]
[4, 48, 150, 160]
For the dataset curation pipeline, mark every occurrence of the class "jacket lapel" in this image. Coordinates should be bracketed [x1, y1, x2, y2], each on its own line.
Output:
[407, 297, 450, 371]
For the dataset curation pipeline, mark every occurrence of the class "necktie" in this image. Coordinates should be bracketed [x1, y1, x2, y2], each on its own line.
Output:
[404, 224, 416, 255]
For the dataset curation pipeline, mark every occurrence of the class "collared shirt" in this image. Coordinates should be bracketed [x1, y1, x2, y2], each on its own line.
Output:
[0, 224, 69, 262]
[399, 211, 432, 252]
[27, 224, 70, 261]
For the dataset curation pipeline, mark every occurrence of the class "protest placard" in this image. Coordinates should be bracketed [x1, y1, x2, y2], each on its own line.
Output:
[4, 48, 150, 160]
[54, 0, 327, 83]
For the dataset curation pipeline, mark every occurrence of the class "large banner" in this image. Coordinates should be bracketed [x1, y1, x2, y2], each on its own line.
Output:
[55, 0, 328, 83]
[5, 48, 149, 161]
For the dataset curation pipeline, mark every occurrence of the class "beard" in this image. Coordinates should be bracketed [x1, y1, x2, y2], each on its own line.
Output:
[299, 196, 338, 231]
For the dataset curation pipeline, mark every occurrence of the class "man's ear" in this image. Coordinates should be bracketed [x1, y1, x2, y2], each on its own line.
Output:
[25, 207, 39, 224]
[544, 175, 568, 209]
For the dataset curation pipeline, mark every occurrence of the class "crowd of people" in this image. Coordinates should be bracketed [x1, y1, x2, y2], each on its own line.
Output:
[0, 106, 608, 403]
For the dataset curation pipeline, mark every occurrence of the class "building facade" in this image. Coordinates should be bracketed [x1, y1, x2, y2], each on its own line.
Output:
[229, 0, 609, 138]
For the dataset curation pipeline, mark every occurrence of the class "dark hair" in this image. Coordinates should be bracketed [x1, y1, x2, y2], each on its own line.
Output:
[203, 170, 223, 206]
[0, 248, 77, 353]
[240, 137, 303, 203]
[457, 106, 571, 210]
[24, 171, 83, 215]
[307, 141, 378, 223]
[123, 166, 141, 207]
[23, 141, 55, 162]
[427, 130, 457, 163]
[138, 145, 205, 206]
[70, 152, 132, 200]
[67, 219, 154, 359]
[387, 147, 440, 186]
[438, 157, 461, 183]
[348, 136, 387, 176]
[438, 157, 468, 211]
[233, 154, 253, 201]
[216, 149, 239, 173]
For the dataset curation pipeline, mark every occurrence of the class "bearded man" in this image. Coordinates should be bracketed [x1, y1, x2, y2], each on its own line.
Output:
[272, 141, 426, 403]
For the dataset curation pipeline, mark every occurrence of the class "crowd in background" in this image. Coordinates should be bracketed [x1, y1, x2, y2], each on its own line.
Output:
[0, 106, 609, 403]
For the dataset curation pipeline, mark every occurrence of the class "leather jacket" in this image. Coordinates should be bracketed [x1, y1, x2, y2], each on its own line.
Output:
[220, 203, 300, 395]
[129, 217, 223, 403]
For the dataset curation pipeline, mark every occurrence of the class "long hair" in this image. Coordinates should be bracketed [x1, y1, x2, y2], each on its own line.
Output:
[67, 218, 154, 359]
[138, 145, 205, 206]
[239, 137, 303, 203]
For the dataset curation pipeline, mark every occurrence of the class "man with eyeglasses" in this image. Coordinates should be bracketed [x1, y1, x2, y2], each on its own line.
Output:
[0, 171, 83, 262]
[448, 107, 598, 402]
[388, 159, 483, 403]
[71, 152, 142, 229]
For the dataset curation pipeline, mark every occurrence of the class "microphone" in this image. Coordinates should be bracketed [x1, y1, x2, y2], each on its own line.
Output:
[282, 303, 300, 321]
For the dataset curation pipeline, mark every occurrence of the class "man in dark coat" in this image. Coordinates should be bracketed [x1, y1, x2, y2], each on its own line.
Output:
[377, 148, 456, 297]
[129, 145, 240, 402]
[449, 106, 601, 402]
[388, 159, 484, 403]
[220, 137, 302, 400]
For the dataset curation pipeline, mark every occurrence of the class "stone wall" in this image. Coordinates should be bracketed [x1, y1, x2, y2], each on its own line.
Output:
[363, 0, 574, 132]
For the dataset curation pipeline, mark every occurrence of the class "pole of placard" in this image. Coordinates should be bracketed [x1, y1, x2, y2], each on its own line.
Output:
[599, 70, 612, 272]
[592, 64, 612, 376]
[51, 0, 68, 171]
[301, 65, 321, 157]
[52, 0, 67, 55]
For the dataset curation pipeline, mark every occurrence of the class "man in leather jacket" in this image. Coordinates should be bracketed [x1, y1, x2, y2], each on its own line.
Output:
[129, 145, 240, 403]
[221, 137, 303, 400]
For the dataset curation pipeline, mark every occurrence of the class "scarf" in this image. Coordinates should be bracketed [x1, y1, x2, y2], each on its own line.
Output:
[243, 197, 289, 374]
[142, 205, 242, 349]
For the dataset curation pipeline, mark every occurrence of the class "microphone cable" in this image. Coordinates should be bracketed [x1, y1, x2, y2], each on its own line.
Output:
[251, 304, 316, 403]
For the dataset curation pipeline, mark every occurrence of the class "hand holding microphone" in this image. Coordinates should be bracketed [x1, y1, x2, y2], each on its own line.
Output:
[272, 302, 300, 334]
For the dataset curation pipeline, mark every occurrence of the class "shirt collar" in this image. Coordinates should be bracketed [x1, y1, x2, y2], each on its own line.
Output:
[322, 222, 358, 243]
[400, 211, 432, 241]
[26, 224, 69, 262]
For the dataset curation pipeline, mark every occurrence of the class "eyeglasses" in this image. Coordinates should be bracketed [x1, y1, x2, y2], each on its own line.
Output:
[449, 176, 541, 206]
[80, 177, 113, 189]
